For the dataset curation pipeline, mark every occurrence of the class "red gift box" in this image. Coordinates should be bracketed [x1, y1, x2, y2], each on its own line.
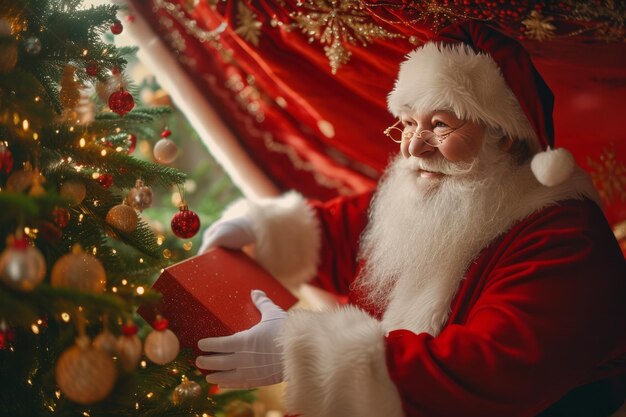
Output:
[137, 248, 298, 350]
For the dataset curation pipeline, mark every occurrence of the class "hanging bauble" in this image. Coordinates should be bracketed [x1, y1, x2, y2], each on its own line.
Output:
[0, 38, 18, 74]
[144, 317, 180, 365]
[0, 143, 13, 174]
[0, 235, 46, 292]
[172, 376, 202, 405]
[171, 205, 201, 239]
[85, 61, 99, 77]
[0, 321, 16, 350]
[153, 138, 178, 164]
[161, 128, 172, 138]
[0, 19, 11, 36]
[105, 204, 138, 234]
[116, 322, 142, 372]
[126, 179, 153, 211]
[59, 65, 81, 109]
[59, 179, 86, 206]
[52, 207, 71, 229]
[127, 134, 137, 154]
[108, 88, 135, 116]
[55, 335, 116, 405]
[98, 173, 113, 189]
[23, 36, 41, 55]
[96, 73, 123, 102]
[28, 173, 46, 197]
[93, 328, 118, 357]
[39, 221, 63, 242]
[224, 400, 255, 417]
[110, 20, 123, 35]
[50, 244, 106, 293]
[6, 169, 35, 193]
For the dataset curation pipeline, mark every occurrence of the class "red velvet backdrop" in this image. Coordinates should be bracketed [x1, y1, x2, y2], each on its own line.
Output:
[128, 0, 626, 244]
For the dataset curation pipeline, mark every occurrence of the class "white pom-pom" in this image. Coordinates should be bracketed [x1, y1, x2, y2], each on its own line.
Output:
[531, 148, 575, 187]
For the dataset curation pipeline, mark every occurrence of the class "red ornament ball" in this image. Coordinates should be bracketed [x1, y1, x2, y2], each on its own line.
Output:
[160, 128, 172, 138]
[108, 89, 135, 116]
[0, 145, 13, 174]
[98, 173, 113, 189]
[52, 208, 71, 228]
[111, 20, 123, 35]
[171, 206, 201, 239]
[127, 134, 137, 154]
[86, 61, 99, 77]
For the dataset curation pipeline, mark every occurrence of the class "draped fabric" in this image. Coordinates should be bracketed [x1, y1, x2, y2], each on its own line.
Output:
[126, 1, 626, 237]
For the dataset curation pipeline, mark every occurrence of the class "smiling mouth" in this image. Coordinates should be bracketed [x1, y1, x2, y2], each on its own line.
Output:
[417, 169, 444, 179]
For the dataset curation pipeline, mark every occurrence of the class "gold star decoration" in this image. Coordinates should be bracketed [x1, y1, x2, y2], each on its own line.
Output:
[587, 145, 626, 205]
[234, 2, 263, 47]
[522, 10, 556, 41]
[290, 0, 403, 74]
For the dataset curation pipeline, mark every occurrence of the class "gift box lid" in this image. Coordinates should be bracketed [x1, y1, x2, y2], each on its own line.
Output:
[137, 248, 298, 349]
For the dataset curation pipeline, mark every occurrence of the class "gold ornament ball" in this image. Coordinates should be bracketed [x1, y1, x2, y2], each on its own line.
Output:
[116, 334, 142, 373]
[51, 246, 106, 293]
[60, 85, 81, 109]
[172, 378, 202, 405]
[153, 138, 178, 164]
[0, 246, 46, 291]
[144, 328, 180, 365]
[105, 204, 138, 234]
[60, 179, 86, 206]
[0, 38, 18, 74]
[224, 400, 255, 417]
[6, 169, 35, 193]
[93, 329, 118, 357]
[55, 340, 117, 405]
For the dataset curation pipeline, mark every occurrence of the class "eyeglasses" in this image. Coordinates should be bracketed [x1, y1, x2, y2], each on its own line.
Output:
[383, 120, 465, 147]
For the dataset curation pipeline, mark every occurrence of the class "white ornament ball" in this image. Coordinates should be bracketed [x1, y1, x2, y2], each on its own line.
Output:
[93, 329, 118, 357]
[117, 333, 143, 373]
[144, 327, 180, 365]
[0, 244, 46, 292]
[153, 138, 178, 164]
[531, 148, 575, 187]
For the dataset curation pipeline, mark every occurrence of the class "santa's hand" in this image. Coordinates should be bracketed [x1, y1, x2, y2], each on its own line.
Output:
[196, 290, 287, 388]
[198, 216, 255, 254]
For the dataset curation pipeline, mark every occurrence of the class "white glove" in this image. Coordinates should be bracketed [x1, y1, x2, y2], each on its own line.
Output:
[198, 216, 255, 254]
[195, 290, 287, 388]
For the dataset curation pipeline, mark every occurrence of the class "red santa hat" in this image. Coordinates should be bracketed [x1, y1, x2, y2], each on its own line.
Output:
[387, 21, 574, 187]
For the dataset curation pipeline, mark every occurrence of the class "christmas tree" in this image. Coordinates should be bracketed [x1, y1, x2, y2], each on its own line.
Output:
[0, 1, 253, 415]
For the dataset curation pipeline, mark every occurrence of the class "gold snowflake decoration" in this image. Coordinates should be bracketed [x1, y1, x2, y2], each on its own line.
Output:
[290, 0, 403, 74]
[234, 2, 263, 46]
[522, 10, 556, 41]
[587, 145, 626, 204]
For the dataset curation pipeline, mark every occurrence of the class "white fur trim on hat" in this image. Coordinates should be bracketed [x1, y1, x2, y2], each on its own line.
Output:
[222, 191, 321, 289]
[531, 147, 575, 187]
[279, 306, 404, 417]
[388, 42, 539, 151]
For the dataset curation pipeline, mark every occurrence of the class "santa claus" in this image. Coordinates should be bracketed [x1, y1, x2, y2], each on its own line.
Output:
[195, 21, 626, 417]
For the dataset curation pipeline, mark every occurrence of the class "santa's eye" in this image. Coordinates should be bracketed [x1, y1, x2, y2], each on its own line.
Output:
[433, 121, 449, 129]
[401, 120, 416, 128]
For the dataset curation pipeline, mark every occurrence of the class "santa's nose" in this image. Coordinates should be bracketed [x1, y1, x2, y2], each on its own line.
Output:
[408, 133, 435, 158]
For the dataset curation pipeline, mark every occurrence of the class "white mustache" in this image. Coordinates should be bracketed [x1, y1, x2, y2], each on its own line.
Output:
[402, 156, 475, 176]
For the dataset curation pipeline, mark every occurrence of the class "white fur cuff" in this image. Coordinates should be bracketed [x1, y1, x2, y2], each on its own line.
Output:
[279, 306, 404, 417]
[223, 191, 321, 289]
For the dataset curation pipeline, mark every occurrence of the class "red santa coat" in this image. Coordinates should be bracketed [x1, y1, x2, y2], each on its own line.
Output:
[230, 172, 626, 417]
[308, 191, 626, 416]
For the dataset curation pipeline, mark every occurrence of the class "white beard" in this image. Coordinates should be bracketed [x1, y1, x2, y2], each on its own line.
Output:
[356, 137, 538, 336]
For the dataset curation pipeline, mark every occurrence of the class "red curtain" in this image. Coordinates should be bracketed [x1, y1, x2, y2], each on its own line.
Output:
[127, 1, 626, 235]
